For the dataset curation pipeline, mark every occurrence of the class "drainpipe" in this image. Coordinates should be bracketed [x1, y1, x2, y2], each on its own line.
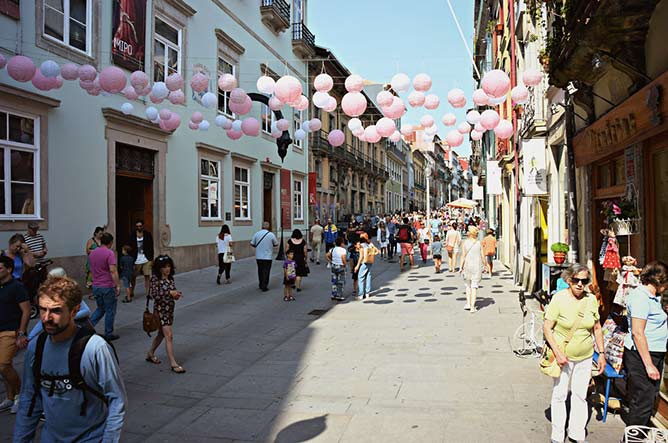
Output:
[509, 0, 522, 281]
[565, 89, 580, 262]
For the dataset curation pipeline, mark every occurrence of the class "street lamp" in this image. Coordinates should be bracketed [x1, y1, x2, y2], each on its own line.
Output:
[425, 165, 432, 222]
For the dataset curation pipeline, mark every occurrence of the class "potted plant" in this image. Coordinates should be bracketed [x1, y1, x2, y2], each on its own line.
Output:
[551, 242, 569, 264]
[601, 198, 640, 235]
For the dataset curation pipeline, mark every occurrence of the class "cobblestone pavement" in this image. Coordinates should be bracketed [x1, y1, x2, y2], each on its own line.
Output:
[1, 252, 626, 442]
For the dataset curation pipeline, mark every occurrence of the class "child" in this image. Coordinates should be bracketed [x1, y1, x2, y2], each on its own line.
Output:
[120, 245, 135, 303]
[283, 250, 297, 301]
[431, 235, 443, 273]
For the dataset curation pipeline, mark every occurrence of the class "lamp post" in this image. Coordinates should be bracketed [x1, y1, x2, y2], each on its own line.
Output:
[425, 165, 432, 222]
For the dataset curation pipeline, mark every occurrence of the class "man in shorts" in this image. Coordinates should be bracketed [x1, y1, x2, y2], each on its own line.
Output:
[129, 219, 154, 298]
[396, 217, 416, 272]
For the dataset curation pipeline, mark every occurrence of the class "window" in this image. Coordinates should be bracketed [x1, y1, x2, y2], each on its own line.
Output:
[0, 110, 39, 218]
[234, 166, 250, 219]
[261, 102, 275, 135]
[293, 179, 303, 220]
[153, 17, 181, 82]
[293, 109, 303, 148]
[200, 158, 222, 220]
[44, 0, 91, 53]
[217, 57, 235, 117]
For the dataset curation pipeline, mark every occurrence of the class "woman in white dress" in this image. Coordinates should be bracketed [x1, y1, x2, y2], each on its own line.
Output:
[376, 221, 390, 259]
[459, 226, 489, 312]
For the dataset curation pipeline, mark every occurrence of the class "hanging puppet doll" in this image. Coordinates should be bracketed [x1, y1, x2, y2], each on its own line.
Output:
[602, 231, 621, 283]
[613, 255, 640, 308]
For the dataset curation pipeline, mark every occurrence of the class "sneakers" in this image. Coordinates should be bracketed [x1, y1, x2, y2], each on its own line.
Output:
[10, 396, 19, 414]
[0, 398, 13, 412]
[326, 263, 330, 269]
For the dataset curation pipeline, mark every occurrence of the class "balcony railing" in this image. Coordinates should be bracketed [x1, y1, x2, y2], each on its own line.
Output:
[260, 0, 290, 34]
[291, 21, 316, 58]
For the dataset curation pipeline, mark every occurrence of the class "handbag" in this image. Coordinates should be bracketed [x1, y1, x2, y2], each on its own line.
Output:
[223, 246, 236, 263]
[142, 296, 160, 337]
[540, 297, 587, 377]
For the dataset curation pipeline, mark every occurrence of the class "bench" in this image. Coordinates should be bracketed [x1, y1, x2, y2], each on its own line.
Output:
[593, 350, 626, 422]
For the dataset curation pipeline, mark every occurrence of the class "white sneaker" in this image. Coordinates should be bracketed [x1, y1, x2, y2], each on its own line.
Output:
[10, 396, 19, 414]
[0, 398, 13, 412]
[326, 263, 330, 269]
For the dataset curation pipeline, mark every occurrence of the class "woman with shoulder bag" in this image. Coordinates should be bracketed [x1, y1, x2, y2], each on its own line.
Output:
[623, 261, 668, 426]
[543, 264, 605, 443]
[286, 229, 309, 292]
[355, 233, 378, 300]
[216, 224, 234, 285]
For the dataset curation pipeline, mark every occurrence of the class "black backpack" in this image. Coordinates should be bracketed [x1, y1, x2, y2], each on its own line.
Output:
[28, 326, 118, 417]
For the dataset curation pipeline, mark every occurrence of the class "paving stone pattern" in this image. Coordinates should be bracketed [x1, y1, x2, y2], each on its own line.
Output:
[0, 253, 626, 442]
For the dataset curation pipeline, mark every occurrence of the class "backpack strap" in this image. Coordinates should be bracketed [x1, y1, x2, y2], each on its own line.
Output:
[68, 327, 110, 416]
[27, 331, 49, 416]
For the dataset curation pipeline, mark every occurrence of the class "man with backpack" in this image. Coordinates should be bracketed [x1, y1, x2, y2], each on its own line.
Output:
[396, 217, 416, 272]
[14, 276, 127, 442]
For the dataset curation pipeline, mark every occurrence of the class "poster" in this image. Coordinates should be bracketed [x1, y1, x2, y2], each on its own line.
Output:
[308, 172, 316, 206]
[280, 169, 292, 230]
[486, 161, 502, 195]
[472, 175, 484, 200]
[522, 139, 547, 195]
[112, 0, 146, 71]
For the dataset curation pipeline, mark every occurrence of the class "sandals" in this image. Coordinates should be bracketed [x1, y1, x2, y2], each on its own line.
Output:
[145, 353, 161, 364]
[121, 297, 133, 303]
[283, 296, 291, 302]
[288, 296, 296, 301]
[171, 365, 186, 374]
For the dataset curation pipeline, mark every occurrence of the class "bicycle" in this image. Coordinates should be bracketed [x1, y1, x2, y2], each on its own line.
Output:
[511, 290, 545, 358]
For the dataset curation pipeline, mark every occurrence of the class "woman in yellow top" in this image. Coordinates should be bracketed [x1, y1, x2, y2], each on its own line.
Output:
[543, 264, 605, 443]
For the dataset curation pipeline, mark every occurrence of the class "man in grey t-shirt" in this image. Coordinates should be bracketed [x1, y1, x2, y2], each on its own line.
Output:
[250, 222, 278, 292]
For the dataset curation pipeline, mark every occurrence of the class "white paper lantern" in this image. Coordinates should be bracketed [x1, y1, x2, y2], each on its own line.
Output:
[348, 118, 362, 131]
[425, 125, 438, 136]
[199, 120, 210, 131]
[295, 128, 306, 140]
[201, 92, 218, 109]
[256, 75, 276, 94]
[313, 91, 330, 109]
[145, 106, 159, 121]
[466, 110, 481, 125]
[40, 60, 60, 78]
[232, 120, 243, 132]
[302, 120, 311, 132]
[390, 73, 411, 93]
[120, 103, 134, 115]
[152, 82, 169, 99]
[215, 115, 228, 127]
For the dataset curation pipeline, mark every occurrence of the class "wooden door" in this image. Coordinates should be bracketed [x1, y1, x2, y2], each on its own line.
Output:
[263, 172, 274, 229]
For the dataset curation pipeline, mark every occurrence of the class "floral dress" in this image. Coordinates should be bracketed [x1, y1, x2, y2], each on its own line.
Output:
[149, 275, 177, 326]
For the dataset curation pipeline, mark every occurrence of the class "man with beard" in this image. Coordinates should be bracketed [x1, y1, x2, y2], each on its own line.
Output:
[13, 276, 127, 442]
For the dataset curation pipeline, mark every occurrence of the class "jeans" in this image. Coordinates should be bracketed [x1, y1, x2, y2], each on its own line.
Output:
[358, 263, 372, 297]
[388, 234, 396, 259]
[311, 241, 322, 262]
[256, 259, 272, 290]
[550, 356, 592, 442]
[624, 348, 666, 426]
[217, 253, 231, 279]
[89, 286, 117, 336]
[331, 264, 346, 298]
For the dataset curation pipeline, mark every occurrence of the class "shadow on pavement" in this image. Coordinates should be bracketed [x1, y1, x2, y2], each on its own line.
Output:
[275, 414, 328, 442]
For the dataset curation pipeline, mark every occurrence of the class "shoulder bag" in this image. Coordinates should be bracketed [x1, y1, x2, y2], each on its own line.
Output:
[223, 244, 236, 263]
[540, 297, 587, 377]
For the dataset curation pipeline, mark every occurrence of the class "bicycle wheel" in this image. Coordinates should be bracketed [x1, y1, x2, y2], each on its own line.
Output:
[511, 314, 544, 358]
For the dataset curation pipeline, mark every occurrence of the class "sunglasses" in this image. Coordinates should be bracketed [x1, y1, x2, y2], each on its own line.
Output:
[571, 277, 590, 285]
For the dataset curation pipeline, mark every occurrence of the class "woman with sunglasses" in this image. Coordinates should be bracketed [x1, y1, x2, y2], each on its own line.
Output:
[543, 264, 605, 443]
[145, 255, 185, 373]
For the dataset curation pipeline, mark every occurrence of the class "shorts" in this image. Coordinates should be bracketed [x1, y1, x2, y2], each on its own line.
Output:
[0, 331, 17, 366]
[134, 261, 152, 277]
[485, 255, 494, 265]
[284, 277, 296, 286]
[433, 254, 442, 260]
[121, 276, 131, 289]
[400, 243, 413, 255]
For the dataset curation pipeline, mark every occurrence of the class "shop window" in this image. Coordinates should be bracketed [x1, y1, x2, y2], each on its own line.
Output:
[200, 158, 221, 221]
[293, 179, 303, 220]
[217, 57, 236, 117]
[234, 166, 250, 220]
[0, 110, 39, 218]
[153, 17, 181, 82]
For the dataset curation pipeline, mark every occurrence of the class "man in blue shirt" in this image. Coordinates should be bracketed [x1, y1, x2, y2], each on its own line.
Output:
[323, 218, 338, 257]
[386, 216, 397, 261]
[14, 276, 126, 442]
[250, 222, 279, 292]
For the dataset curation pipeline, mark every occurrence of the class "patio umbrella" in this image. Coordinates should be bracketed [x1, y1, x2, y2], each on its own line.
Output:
[446, 198, 478, 209]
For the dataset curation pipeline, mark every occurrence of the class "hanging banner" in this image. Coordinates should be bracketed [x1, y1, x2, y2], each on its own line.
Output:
[280, 169, 292, 230]
[308, 172, 316, 206]
[472, 175, 484, 200]
[112, 0, 147, 71]
[486, 161, 502, 195]
[522, 139, 547, 195]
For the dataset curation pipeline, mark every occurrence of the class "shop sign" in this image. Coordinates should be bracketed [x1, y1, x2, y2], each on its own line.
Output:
[111, 0, 147, 71]
[522, 139, 547, 195]
[486, 161, 502, 195]
[308, 172, 316, 206]
[280, 169, 291, 230]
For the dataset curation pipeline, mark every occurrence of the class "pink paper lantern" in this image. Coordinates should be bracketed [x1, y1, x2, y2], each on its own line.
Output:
[122, 86, 138, 100]
[420, 115, 435, 128]
[60, 63, 78, 80]
[389, 131, 402, 142]
[159, 109, 172, 121]
[188, 121, 199, 130]
[445, 130, 464, 147]
[274, 75, 302, 104]
[323, 96, 337, 113]
[364, 125, 381, 143]
[452, 98, 467, 109]
[314, 73, 333, 92]
[341, 92, 367, 117]
[230, 88, 247, 104]
[226, 129, 243, 140]
[78, 64, 97, 82]
[413, 73, 432, 92]
[162, 114, 181, 131]
[310, 118, 322, 131]
[79, 79, 95, 90]
[230, 96, 252, 115]
[494, 119, 514, 139]
[447, 88, 465, 106]
[382, 97, 406, 119]
[424, 94, 440, 110]
[376, 117, 396, 137]
[87, 78, 101, 95]
[391, 73, 411, 93]
[442, 113, 457, 126]
[294, 95, 309, 111]
[328, 129, 345, 147]
[480, 109, 500, 130]
[7, 56, 36, 83]
[482, 69, 511, 98]
[0, 54, 6, 69]
[276, 118, 290, 131]
[470, 130, 483, 141]
[522, 68, 543, 87]
[191, 111, 204, 124]
[472, 88, 490, 106]
[241, 118, 260, 136]
[166, 73, 184, 91]
[268, 95, 283, 111]
[137, 85, 151, 97]
[149, 93, 163, 104]
[511, 85, 529, 104]
[377, 90, 394, 107]
[217, 73, 237, 92]
[130, 70, 148, 89]
[344, 74, 364, 93]
[55, 76, 63, 89]
[457, 122, 471, 134]
[352, 126, 364, 137]
[408, 91, 426, 108]
[32, 70, 57, 91]
[191, 73, 209, 93]
[271, 129, 282, 138]
[168, 90, 185, 105]
[99, 66, 127, 93]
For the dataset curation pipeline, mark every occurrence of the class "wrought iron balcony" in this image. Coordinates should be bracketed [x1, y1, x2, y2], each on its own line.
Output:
[260, 0, 290, 34]
[292, 21, 316, 59]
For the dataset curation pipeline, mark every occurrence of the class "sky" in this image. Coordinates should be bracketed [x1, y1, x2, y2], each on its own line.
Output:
[309, 0, 475, 156]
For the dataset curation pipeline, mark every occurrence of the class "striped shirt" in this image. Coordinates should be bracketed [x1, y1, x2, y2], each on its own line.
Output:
[25, 233, 47, 264]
